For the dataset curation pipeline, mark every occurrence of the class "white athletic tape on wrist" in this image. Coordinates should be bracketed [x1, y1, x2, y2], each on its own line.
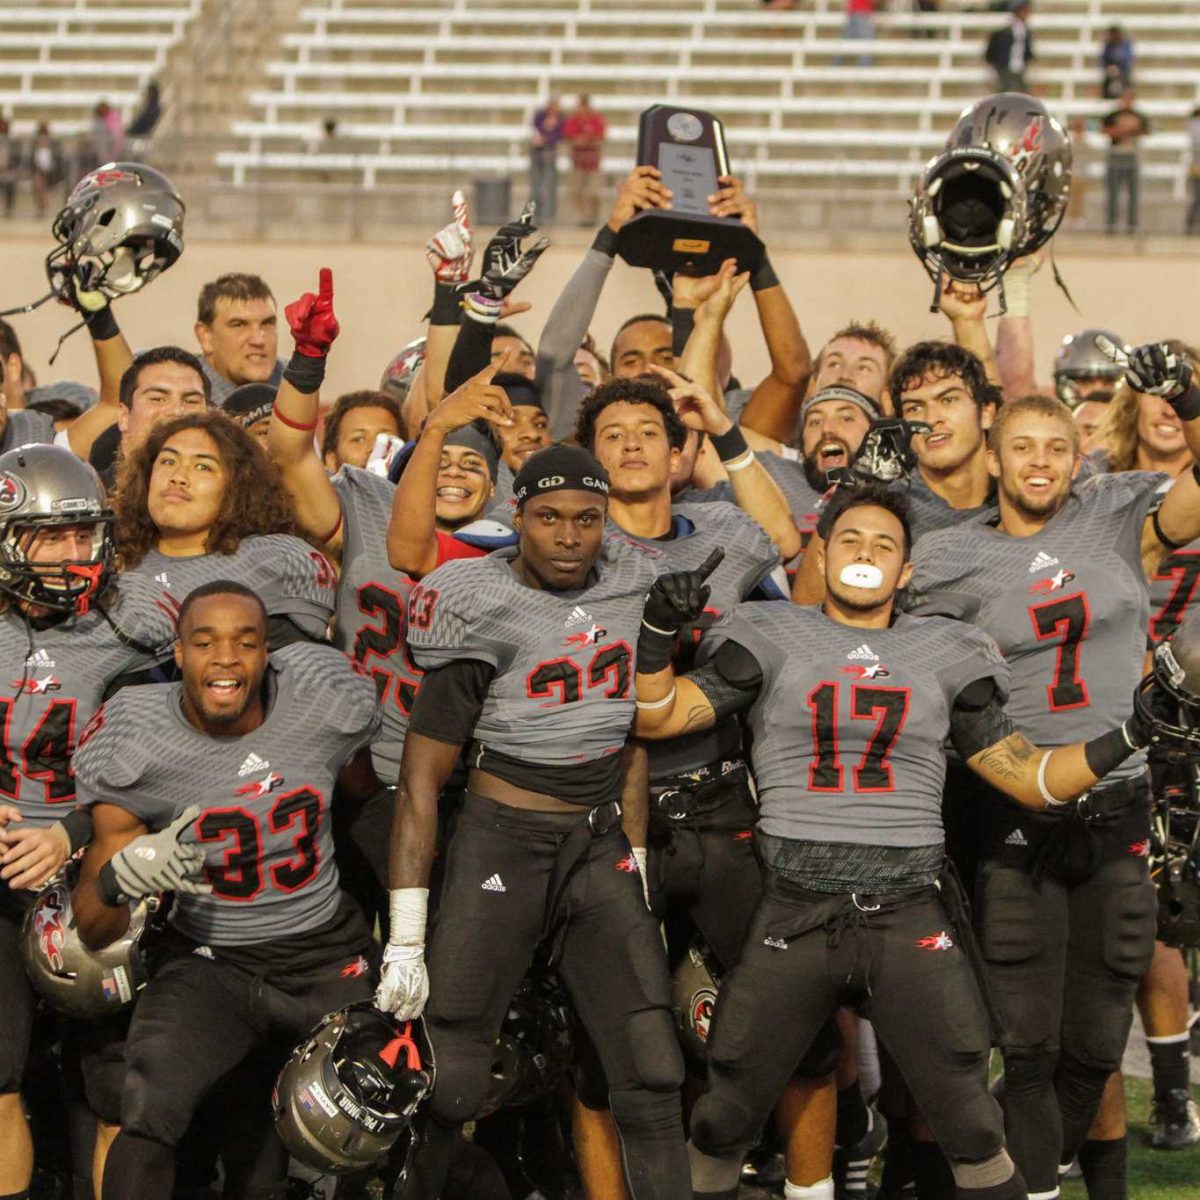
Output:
[388, 887, 429, 946]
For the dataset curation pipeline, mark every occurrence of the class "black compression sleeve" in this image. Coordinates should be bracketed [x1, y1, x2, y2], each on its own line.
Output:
[407, 658, 496, 745]
[444, 316, 494, 393]
[1083, 727, 1139, 777]
[688, 641, 763, 721]
[948, 677, 1017, 762]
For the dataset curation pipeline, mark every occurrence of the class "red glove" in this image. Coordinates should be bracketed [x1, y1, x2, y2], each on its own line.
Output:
[285, 268, 340, 358]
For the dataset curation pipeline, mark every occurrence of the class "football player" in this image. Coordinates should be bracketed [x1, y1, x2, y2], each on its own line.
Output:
[113, 408, 336, 650]
[0, 446, 172, 1200]
[634, 484, 1155, 1200]
[905, 345, 1200, 1199]
[71, 581, 381, 1200]
[377, 445, 690, 1200]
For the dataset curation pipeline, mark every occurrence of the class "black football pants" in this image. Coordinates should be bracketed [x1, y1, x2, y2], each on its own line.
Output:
[976, 853, 1156, 1196]
[0, 884, 35, 1095]
[102, 928, 374, 1200]
[691, 874, 1006, 1171]
[398, 792, 689, 1200]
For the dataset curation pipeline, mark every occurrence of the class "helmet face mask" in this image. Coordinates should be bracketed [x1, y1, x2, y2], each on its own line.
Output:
[1053, 329, 1128, 407]
[46, 162, 184, 310]
[0, 447, 114, 616]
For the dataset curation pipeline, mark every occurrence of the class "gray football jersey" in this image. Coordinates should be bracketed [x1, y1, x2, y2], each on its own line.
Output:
[906, 473, 1164, 768]
[119, 534, 337, 647]
[331, 466, 419, 778]
[1149, 537, 1200, 644]
[706, 604, 1009, 847]
[2, 409, 55, 452]
[407, 541, 657, 767]
[0, 593, 170, 828]
[73, 643, 381, 945]
[607, 500, 779, 780]
[897, 470, 997, 543]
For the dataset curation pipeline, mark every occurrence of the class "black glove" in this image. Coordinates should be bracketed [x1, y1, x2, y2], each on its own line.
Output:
[828, 418, 930, 490]
[1124, 342, 1198, 416]
[471, 203, 550, 303]
[643, 548, 725, 634]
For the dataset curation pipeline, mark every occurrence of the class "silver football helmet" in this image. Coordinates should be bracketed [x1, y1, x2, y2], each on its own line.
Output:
[944, 93, 1073, 259]
[1053, 329, 1130, 406]
[19, 865, 152, 1019]
[671, 943, 720, 1066]
[0, 445, 113, 615]
[47, 162, 184, 310]
[274, 1004, 434, 1174]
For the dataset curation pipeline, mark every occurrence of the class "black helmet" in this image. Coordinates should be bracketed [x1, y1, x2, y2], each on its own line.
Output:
[477, 972, 573, 1118]
[0, 444, 114, 615]
[47, 162, 184, 311]
[944, 93, 1073, 259]
[909, 145, 1028, 292]
[274, 1004, 434, 1174]
[671, 942, 720, 1066]
[1151, 780, 1200, 949]
[1134, 612, 1200, 754]
[1054, 329, 1129, 406]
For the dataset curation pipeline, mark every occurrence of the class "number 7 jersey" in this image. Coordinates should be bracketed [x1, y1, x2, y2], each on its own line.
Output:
[905, 472, 1163, 770]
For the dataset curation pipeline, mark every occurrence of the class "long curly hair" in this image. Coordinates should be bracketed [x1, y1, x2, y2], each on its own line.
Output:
[1088, 340, 1200, 471]
[114, 409, 296, 568]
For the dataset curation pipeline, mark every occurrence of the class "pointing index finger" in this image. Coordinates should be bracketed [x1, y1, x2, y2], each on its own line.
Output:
[1093, 334, 1128, 366]
[318, 268, 334, 304]
[698, 547, 725, 580]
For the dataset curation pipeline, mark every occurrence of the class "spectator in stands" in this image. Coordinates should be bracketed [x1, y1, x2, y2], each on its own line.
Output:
[1102, 88, 1150, 234]
[194, 273, 286, 404]
[126, 80, 163, 143]
[911, 0, 940, 39]
[1099, 25, 1134, 100]
[842, 0, 877, 66]
[1186, 105, 1200, 235]
[0, 118, 19, 218]
[529, 96, 564, 224]
[28, 121, 63, 218]
[91, 101, 125, 167]
[564, 94, 607, 227]
[984, 1, 1034, 93]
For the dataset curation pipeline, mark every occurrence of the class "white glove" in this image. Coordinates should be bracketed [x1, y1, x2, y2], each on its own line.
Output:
[632, 845, 650, 911]
[375, 887, 430, 1019]
[376, 943, 430, 1019]
[424, 190, 474, 284]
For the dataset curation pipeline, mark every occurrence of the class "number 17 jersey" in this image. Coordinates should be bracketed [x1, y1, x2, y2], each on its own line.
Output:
[906, 472, 1163, 772]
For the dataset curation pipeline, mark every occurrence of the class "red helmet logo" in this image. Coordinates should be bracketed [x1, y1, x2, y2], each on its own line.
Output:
[690, 987, 717, 1044]
[34, 887, 68, 972]
[0, 472, 25, 510]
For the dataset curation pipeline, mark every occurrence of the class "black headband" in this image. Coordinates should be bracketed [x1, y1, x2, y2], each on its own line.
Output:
[513, 445, 610, 508]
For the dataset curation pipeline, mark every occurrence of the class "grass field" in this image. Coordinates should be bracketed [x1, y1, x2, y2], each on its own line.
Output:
[1062, 1076, 1200, 1200]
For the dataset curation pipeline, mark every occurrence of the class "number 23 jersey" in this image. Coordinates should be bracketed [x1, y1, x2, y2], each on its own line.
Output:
[905, 472, 1163, 761]
[73, 643, 381, 945]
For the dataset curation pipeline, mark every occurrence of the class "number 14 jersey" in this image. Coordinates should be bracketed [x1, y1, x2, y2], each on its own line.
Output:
[905, 472, 1163, 774]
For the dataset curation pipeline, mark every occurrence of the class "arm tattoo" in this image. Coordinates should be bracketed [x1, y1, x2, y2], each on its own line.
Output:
[974, 732, 1037, 786]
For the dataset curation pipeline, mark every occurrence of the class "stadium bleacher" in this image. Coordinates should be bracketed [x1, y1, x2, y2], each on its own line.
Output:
[208, 0, 1200, 230]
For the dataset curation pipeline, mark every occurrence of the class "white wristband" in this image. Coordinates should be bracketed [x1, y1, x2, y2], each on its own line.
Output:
[1001, 262, 1033, 319]
[636, 686, 676, 711]
[388, 887, 429, 946]
[1037, 751, 1068, 808]
[723, 449, 756, 473]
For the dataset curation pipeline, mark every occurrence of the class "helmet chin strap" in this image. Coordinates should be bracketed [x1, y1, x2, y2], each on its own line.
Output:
[0, 289, 55, 319]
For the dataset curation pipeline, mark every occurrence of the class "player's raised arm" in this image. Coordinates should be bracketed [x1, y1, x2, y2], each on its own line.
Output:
[951, 675, 1150, 811]
[267, 268, 345, 553]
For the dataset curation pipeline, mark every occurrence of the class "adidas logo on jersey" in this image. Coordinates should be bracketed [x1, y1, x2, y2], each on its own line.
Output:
[1027, 551, 1060, 573]
[846, 644, 878, 662]
[763, 936, 788, 950]
[564, 605, 593, 628]
[154, 572, 171, 587]
[24, 648, 55, 670]
[1005, 829, 1028, 846]
[481, 874, 507, 893]
[237, 752, 270, 778]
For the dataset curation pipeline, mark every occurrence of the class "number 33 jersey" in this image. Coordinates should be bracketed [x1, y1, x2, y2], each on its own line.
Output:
[73, 643, 381, 945]
[705, 604, 1008, 847]
[906, 472, 1163, 767]
[407, 542, 657, 768]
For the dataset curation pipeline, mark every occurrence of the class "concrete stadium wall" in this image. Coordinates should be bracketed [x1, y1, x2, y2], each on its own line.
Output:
[4, 231, 1199, 404]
